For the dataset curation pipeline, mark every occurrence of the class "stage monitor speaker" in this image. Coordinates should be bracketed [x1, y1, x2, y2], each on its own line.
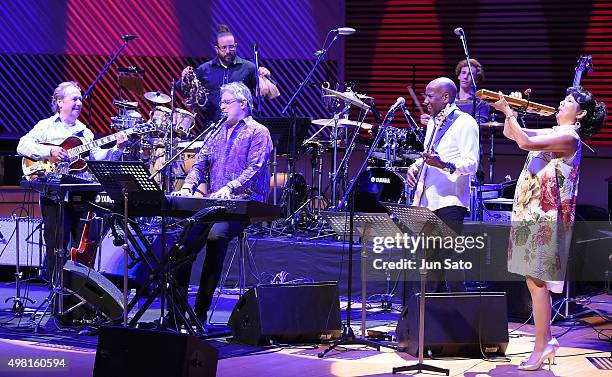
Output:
[60, 260, 123, 324]
[396, 292, 508, 357]
[93, 326, 218, 377]
[228, 281, 342, 346]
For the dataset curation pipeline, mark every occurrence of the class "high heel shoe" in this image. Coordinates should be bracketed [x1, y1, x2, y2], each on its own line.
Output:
[518, 339, 558, 371]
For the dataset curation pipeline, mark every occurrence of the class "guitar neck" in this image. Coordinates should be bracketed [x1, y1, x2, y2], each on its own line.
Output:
[573, 71, 583, 88]
[68, 129, 134, 158]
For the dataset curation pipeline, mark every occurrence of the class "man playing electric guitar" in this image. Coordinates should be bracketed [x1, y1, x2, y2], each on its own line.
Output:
[17, 81, 128, 280]
[406, 77, 480, 292]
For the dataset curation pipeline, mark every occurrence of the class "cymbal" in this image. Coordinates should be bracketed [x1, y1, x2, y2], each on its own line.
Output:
[144, 91, 171, 104]
[312, 118, 373, 130]
[480, 120, 504, 127]
[321, 87, 371, 110]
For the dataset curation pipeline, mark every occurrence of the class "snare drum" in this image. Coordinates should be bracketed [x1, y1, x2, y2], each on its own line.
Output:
[354, 167, 406, 212]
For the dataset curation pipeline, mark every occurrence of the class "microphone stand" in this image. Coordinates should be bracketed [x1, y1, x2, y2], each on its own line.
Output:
[457, 29, 484, 221]
[400, 105, 425, 147]
[149, 116, 227, 182]
[83, 35, 135, 130]
[318, 106, 398, 359]
[282, 29, 342, 217]
[337, 108, 397, 210]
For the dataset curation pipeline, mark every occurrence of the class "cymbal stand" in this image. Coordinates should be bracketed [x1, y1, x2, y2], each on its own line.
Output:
[332, 108, 370, 207]
[164, 79, 178, 194]
[488, 115, 498, 182]
[330, 103, 351, 208]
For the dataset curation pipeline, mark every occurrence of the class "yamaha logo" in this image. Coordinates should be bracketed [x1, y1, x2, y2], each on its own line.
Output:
[370, 177, 391, 184]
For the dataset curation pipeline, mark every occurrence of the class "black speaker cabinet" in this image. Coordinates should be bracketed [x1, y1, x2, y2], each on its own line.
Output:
[228, 281, 342, 346]
[59, 260, 123, 324]
[396, 292, 509, 357]
[93, 326, 218, 377]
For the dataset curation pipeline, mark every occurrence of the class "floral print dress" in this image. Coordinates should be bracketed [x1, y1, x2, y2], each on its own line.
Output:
[508, 126, 581, 293]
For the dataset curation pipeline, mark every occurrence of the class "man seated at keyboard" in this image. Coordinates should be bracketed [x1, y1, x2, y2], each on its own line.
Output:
[171, 81, 273, 324]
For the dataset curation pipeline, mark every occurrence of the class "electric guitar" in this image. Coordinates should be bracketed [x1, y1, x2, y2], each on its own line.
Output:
[22, 122, 155, 180]
[411, 105, 452, 207]
[70, 212, 97, 268]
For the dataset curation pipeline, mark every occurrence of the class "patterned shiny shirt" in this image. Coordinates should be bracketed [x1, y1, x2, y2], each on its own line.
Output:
[183, 116, 272, 202]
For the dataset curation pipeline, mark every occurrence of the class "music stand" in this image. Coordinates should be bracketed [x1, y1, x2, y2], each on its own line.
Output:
[318, 211, 402, 358]
[87, 161, 164, 326]
[381, 202, 455, 376]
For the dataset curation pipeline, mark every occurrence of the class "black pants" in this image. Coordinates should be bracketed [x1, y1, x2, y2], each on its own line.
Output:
[175, 221, 245, 319]
[40, 196, 104, 282]
[40, 196, 84, 281]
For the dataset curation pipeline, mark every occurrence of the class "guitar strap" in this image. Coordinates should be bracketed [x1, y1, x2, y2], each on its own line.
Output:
[431, 108, 463, 150]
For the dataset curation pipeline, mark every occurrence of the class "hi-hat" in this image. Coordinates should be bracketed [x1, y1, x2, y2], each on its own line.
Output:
[312, 118, 373, 130]
[321, 87, 371, 110]
[481, 120, 504, 127]
[144, 91, 171, 104]
[113, 99, 138, 109]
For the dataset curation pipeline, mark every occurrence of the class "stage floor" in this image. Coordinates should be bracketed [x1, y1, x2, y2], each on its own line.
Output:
[0, 282, 610, 377]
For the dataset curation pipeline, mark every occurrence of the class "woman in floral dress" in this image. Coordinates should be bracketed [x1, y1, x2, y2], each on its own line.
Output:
[492, 87, 606, 371]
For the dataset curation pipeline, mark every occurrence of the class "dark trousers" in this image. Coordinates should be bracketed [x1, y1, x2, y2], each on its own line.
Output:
[40, 196, 84, 281]
[40, 196, 103, 282]
[175, 221, 245, 318]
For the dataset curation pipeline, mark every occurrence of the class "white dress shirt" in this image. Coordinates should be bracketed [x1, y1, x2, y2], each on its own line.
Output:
[17, 114, 123, 162]
[411, 103, 479, 211]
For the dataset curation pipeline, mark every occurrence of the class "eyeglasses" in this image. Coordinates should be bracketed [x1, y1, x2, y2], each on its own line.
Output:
[220, 98, 239, 106]
[216, 43, 237, 52]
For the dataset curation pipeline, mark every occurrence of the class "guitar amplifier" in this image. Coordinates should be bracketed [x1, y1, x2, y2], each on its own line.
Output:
[482, 198, 513, 224]
[0, 217, 43, 267]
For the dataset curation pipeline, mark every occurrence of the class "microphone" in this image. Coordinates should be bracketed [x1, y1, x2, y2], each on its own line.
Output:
[214, 112, 228, 126]
[253, 43, 258, 52]
[453, 27, 464, 37]
[121, 34, 138, 42]
[314, 49, 325, 58]
[389, 97, 406, 113]
[333, 27, 356, 35]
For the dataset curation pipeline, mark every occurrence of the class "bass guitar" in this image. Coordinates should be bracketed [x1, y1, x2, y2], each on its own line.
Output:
[22, 122, 154, 180]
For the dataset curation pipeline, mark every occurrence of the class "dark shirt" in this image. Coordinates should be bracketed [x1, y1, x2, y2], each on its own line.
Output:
[183, 116, 272, 202]
[191, 55, 257, 123]
[455, 97, 490, 125]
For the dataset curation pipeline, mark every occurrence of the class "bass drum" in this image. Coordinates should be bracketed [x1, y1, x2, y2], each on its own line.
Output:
[355, 168, 406, 213]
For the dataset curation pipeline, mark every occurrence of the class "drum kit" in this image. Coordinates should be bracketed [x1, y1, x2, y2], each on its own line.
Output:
[277, 84, 424, 231]
[110, 90, 200, 191]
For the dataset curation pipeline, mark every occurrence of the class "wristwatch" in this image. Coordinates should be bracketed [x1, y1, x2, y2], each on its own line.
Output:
[444, 162, 456, 174]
